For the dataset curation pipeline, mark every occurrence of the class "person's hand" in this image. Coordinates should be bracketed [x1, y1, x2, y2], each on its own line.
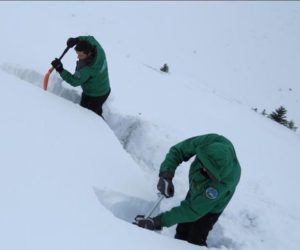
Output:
[133, 215, 162, 230]
[51, 58, 63, 72]
[157, 177, 174, 198]
[66, 37, 79, 48]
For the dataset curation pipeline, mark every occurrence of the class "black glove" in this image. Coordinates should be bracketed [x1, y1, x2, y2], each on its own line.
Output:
[133, 215, 162, 231]
[51, 58, 63, 72]
[157, 176, 174, 198]
[66, 37, 79, 48]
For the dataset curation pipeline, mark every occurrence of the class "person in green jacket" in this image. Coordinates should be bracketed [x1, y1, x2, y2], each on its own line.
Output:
[134, 134, 241, 247]
[51, 36, 111, 117]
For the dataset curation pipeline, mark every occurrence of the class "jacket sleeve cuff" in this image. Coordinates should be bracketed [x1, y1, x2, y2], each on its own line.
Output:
[159, 171, 174, 179]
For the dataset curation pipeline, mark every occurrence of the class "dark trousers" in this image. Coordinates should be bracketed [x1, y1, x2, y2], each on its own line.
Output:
[80, 90, 110, 117]
[175, 212, 221, 246]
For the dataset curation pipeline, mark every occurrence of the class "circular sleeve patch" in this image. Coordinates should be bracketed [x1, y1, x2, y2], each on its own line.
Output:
[205, 187, 219, 200]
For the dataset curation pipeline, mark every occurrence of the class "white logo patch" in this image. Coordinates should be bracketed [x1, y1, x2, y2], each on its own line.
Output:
[205, 187, 218, 200]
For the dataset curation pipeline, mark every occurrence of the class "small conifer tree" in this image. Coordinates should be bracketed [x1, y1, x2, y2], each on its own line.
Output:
[261, 109, 267, 116]
[268, 106, 288, 126]
[287, 120, 298, 132]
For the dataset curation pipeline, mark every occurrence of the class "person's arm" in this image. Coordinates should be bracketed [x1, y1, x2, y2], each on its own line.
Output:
[159, 134, 221, 176]
[159, 181, 230, 227]
[59, 67, 91, 87]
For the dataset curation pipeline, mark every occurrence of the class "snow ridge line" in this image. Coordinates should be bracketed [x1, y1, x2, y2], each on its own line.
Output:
[0, 63, 44, 87]
[0, 63, 174, 175]
[0, 63, 81, 104]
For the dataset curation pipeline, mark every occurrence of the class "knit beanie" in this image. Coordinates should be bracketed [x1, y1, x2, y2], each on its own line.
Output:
[75, 40, 95, 54]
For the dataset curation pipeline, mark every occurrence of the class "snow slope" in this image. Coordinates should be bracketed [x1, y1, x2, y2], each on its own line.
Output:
[1, 2, 300, 250]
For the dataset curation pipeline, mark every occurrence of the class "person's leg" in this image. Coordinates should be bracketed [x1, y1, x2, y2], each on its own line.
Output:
[187, 212, 222, 246]
[174, 191, 192, 241]
[175, 222, 193, 241]
[96, 90, 110, 117]
[80, 90, 110, 117]
[80, 93, 89, 108]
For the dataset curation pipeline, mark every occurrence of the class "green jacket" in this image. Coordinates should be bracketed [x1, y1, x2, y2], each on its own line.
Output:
[59, 36, 110, 97]
[158, 134, 241, 227]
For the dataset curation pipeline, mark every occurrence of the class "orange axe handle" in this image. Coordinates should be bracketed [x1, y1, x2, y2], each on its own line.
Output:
[43, 46, 70, 91]
[43, 67, 54, 91]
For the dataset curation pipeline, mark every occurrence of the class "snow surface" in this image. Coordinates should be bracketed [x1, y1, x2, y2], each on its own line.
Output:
[1, 1, 300, 250]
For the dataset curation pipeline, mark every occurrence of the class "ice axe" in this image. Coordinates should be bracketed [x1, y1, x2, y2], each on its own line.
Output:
[134, 193, 164, 225]
[43, 46, 70, 91]
[144, 193, 164, 218]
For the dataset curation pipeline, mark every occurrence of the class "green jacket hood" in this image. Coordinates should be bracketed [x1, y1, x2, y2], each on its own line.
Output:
[196, 142, 235, 182]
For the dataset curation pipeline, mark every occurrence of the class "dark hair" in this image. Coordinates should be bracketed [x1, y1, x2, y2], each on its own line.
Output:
[75, 40, 95, 54]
